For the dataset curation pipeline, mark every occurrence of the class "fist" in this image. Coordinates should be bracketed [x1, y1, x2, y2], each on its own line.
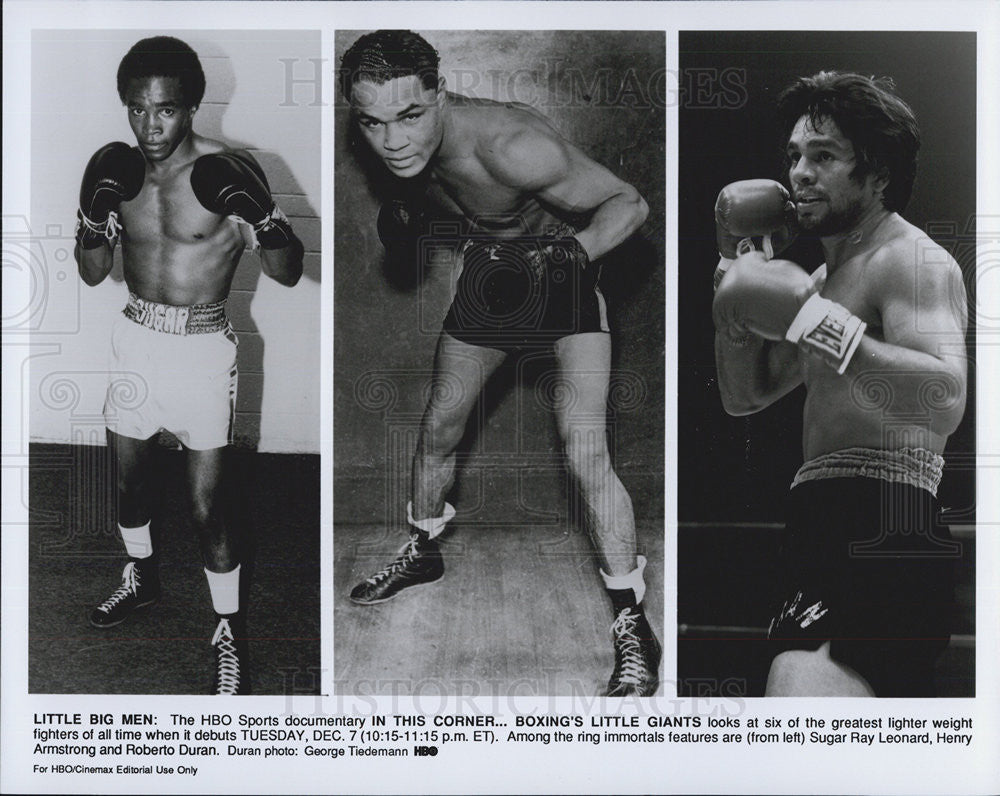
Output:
[715, 179, 797, 260]
[77, 142, 145, 247]
[712, 253, 817, 341]
[192, 152, 293, 249]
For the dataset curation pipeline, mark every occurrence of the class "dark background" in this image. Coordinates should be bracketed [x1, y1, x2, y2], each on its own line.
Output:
[677, 31, 977, 696]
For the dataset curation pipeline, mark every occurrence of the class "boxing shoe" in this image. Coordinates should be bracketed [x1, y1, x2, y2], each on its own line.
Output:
[606, 606, 661, 697]
[349, 532, 444, 604]
[211, 615, 250, 695]
[90, 559, 160, 628]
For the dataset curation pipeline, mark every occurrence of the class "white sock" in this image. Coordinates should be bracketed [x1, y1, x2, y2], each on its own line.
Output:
[600, 555, 647, 604]
[407, 501, 456, 539]
[120, 523, 152, 559]
[205, 565, 241, 615]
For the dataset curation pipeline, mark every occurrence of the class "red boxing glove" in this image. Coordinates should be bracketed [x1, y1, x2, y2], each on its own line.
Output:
[712, 253, 818, 341]
[76, 142, 145, 249]
[714, 179, 797, 291]
[191, 152, 293, 249]
[714, 253, 867, 372]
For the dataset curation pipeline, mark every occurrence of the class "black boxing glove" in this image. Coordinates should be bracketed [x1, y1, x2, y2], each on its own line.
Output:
[76, 142, 145, 249]
[191, 152, 293, 249]
[377, 200, 428, 267]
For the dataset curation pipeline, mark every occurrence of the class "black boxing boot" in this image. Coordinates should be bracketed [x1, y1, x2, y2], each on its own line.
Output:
[606, 596, 662, 697]
[601, 556, 661, 696]
[90, 557, 160, 628]
[350, 502, 453, 605]
[349, 531, 444, 605]
[211, 612, 250, 695]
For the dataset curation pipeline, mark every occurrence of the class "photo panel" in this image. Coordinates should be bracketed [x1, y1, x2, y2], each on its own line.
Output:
[677, 30, 976, 699]
[25, 28, 322, 695]
[333, 28, 666, 698]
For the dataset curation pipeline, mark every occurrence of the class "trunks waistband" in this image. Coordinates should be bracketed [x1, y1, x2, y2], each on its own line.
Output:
[123, 293, 228, 335]
[791, 447, 944, 496]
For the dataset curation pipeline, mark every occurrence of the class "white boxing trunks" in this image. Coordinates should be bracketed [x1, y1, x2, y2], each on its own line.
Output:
[104, 293, 238, 450]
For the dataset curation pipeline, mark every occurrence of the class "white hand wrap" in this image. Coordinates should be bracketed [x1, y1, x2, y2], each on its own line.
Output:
[76, 208, 122, 243]
[785, 293, 866, 374]
[715, 231, 778, 293]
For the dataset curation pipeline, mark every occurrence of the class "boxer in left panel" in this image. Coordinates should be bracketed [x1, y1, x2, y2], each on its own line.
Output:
[75, 36, 304, 695]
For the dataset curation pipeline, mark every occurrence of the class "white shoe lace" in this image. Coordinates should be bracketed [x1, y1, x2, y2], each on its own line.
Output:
[96, 561, 139, 613]
[364, 537, 419, 585]
[212, 618, 241, 695]
[611, 609, 645, 686]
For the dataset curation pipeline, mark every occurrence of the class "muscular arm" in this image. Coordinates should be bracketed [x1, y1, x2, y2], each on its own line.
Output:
[75, 241, 115, 286]
[842, 241, 967, 434]
[713, 255, 824, 415]
[715, 333, 803, 415]
[483, 127, 648, 259]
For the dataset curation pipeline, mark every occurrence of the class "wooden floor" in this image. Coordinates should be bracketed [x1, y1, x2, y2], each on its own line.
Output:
[334, 518, 664, 697]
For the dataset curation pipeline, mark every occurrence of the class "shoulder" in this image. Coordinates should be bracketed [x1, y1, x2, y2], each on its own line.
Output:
[191, 134, 228, 157]
[869, 218, 961, 285]
[192, 136, 257, 162]
[866, 218, 965, 317]
[471, 105, 573, 189]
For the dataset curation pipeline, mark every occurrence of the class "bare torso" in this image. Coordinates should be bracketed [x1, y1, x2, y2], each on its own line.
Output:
[119, 133, 248, 305]
[801, 213, 952, 458]
[425, 95, 577, 236]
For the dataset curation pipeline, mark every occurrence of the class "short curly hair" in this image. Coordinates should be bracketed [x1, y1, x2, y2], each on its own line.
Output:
[117, 36, 206, 107]
[339, 30, 440, 101]
[777, 71, 920, 212]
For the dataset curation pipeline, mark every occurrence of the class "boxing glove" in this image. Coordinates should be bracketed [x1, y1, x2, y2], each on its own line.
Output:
[76, 142, 145, 249]
[191, 152, 293, 249]
[714, 179, 797, 291]
[377, 199, 429, 267]
[713, 253, 866, 373]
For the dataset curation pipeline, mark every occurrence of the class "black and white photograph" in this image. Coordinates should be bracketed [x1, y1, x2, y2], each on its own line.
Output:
[677, 30, 977, 698]
[23, 29, 322, 695]
[2, 2, 999, 795]
[333, 29, 666, 697]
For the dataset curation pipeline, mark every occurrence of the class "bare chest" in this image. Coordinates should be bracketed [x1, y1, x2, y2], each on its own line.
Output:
[120, 167, 235, 246]
[428, 166, 546, 232]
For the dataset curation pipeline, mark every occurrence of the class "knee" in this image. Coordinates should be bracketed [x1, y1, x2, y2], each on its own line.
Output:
[117, 473, 147, 504]
[765, 646, 875, 697]
[765, 650, 807, 696]
[417, 415, 465, 461]
[190, 493, 220, 531]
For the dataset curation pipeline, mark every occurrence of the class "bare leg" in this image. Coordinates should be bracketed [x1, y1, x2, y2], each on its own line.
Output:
[351, 332, 506, 605]
[411, 331, 507, 521]
[108, 429, 159, 528]
[186, 445, 250, 695]
[185, 446, 235, 573]
[765, 642, 876, 696]
[90, 431, 161, 628]
[552, 333, 657, 697]
[552, 333, 636, 576]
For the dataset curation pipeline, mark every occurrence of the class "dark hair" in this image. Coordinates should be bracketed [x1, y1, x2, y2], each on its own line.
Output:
[339, 30, 440, 101]
[777, 71, 920, 212]
[117, 36, 206, 107]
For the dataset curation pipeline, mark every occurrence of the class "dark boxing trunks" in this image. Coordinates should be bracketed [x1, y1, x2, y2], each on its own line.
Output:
[768, 449, 958, 697]
[442, 234, 609, 352]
